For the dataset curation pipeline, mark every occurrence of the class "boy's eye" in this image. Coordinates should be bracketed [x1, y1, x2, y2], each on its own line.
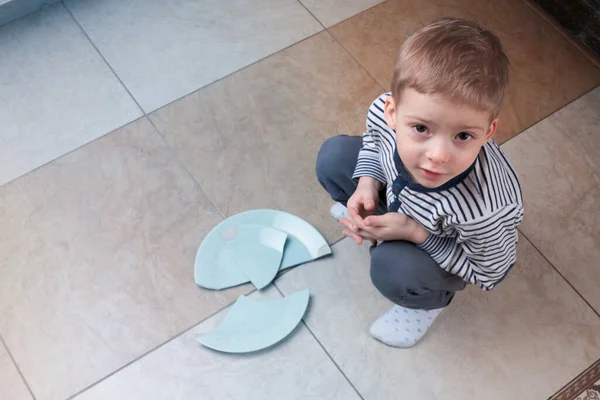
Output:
[412, 125, 429, 134]
[456, 132, 473, 141]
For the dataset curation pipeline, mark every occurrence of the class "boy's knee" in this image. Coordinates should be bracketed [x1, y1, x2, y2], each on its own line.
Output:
[370, 242, 421, 299]
[316, 135, 349, 182]
[370, 241, 465, 309]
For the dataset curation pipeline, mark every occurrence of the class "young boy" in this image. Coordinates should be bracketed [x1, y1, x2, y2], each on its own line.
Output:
[316, 18, 523, 348]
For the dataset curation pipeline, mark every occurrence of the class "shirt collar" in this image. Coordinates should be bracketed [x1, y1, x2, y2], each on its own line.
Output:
[392, 148, 476, 193]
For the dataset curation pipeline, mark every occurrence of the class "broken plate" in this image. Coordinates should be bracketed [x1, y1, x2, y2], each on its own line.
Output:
[197, 289, 310, 353]
[195, 210, 331, 290]
[226, 225, 287, 290]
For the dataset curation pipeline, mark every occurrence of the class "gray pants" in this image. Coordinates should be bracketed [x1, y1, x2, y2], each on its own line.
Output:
[316, 135, 466, 310]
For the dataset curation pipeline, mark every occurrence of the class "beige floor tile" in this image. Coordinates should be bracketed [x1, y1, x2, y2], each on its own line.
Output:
[0, 118, 250, 400]
[73, 286, 361, 400]
[545, 86, 600, 171]
[150, 31, 384, 244]
[0, 343, 32, 400]
[502, 88, 600, 313]
[328, 0, 600, 143]
[276, 238, 600, 399]
[64, 0, 323, 112]
[299, 0, 385, 27]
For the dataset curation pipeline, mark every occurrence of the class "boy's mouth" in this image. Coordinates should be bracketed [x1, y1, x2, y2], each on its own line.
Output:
[420, 168, 444, 180]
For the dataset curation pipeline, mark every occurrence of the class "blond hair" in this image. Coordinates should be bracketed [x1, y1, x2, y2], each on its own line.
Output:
[391, 18, 510, 119]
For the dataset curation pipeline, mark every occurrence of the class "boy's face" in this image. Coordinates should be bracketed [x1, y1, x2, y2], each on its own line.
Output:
[384, 88, 498, 188]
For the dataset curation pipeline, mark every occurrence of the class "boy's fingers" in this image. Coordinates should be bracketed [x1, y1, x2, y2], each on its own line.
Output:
[339, 217, 356, 232]
[362, 226, 381, 240]
[354, 234, 363, 245]
[364, 215, 384, 227]
[343, 230, 363, 245]
[364, 201, 375, 211]
[341, 218, 368, 242]
[347, 206, 366, 229]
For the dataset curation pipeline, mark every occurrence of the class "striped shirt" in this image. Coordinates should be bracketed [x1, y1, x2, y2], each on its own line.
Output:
[353, 93, 524, 290]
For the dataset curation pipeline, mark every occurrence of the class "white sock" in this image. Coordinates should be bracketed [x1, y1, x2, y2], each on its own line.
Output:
[369, 305, 443, 348]
[330, 202, 348, 221]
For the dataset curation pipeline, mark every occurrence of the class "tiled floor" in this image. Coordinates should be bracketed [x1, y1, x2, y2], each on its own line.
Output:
[0, 341, 31, 400]
[0, 1, 599, 399]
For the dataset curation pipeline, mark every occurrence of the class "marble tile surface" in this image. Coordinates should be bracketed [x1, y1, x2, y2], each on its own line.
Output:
[546, 87, 600, 170]
[150, 32, 384, 244]
[502, 87, 600, 313]
[73, 287, 362, 400]
[328, 0, 600, 143]
[0, 118, 250, 400]
[276, 238, 600, 399]
[0, 4, 142, 187]
[0, 343, 32, 400]
[64, 0, 323, 112]
[299, 0, 385, 27]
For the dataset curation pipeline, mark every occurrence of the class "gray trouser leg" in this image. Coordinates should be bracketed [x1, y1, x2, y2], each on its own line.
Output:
[370, 241, 467, 310]
[315, 135, 386, 213]
[316, 134, 467, 310]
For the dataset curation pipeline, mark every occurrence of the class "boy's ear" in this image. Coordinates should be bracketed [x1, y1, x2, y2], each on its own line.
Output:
[485, 118, 498, 141]
[384, 96, 397, 130]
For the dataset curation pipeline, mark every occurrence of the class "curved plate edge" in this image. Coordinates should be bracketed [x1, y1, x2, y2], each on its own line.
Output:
[196, 289, 310, 353]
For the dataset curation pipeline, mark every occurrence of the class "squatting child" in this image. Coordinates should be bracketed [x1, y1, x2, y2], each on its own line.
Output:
[316, 18, 523, 348]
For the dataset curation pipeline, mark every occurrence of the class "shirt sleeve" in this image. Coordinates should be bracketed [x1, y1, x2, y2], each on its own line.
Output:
[352, 120, 387, 184]
[417, 203, 524, 290]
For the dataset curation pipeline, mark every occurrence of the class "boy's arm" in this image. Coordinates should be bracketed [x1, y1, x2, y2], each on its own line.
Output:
[352, 122, 387, 185]
[417, 203, 524, 290]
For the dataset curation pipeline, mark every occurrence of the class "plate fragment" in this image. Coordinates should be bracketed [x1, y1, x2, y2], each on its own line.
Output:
[197, 289, 310, 353]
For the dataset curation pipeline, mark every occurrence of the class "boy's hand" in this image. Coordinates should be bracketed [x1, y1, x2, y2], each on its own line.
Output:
[340, 177, 380, 245]
[364, 213, 429, 244]
[341, 212, 430, 245]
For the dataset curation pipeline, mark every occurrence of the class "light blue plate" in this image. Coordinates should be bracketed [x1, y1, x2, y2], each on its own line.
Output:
[226, 225, 287, 290]
[195, 210, 331, 290]
[197, 289, 310, 353]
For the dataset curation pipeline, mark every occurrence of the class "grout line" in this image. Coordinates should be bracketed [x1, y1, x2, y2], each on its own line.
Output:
[61, 2, 146, 115]
[298, 0, 388, 30]
[326, 27, 389, 90]
[0, 113, 147, 189]
[273, 283, 366, 400]
[298, 319, 366, 400]
[144, 27, 325, 115]
[296, 0, 327, 29]
[63, 0, 325, 118]
[499, 83, 600, 146]
[331, 236, 348, 246]
[1, 335, 37, 400]
[145, 116, 228, 221]
[65, 288, 256, 400]
[518, 229, 600, 320]
[521, 0, 600, 70]
[297, 0, 388, 92]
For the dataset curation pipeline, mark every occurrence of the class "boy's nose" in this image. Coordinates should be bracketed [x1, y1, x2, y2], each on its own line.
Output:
[426, 144, 451, 164]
